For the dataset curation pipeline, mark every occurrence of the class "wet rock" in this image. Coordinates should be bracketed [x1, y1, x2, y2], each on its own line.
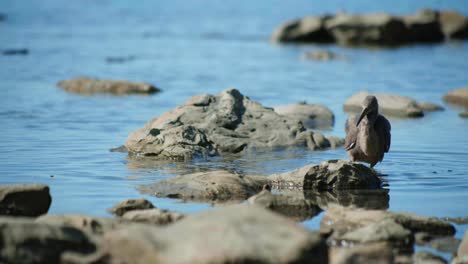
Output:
[439, 10, 468, 39]
[271, 15, 334, 43]
[0, 216, 96, 264]
[0, 184, 51, 217]
[413, 251, 447, 264]
[402, 9, 444, 43]
[329, 242, 394, 264]
[304, 189, 389, 210]
[247, 188, 322, 221]
[443, 88, 468, 107]
[125, 89, 343, 159]
[57, 77, 160, 95]
[344, 91, 443, 117]
[141, 170, 268, 202]
[2, 48, 29, 55]
[302, 50, 345, 61]
[268, 159, 382, 190]
[36, 214, 131, 235]
[93, 205, 328, 264]
[107, 198, 155, 216]
[274, 101, 335, 129]
[121, 208, 185, 225]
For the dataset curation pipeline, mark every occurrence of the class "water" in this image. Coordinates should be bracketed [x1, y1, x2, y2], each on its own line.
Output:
[1, 0, 468, 247]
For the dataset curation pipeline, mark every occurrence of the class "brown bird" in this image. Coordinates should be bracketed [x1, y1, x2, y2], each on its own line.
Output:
[345, 95, 391, 168]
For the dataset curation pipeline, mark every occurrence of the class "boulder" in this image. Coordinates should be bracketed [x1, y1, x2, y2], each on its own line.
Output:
[57, 77, 160, 95]
[344, 91, 443, 117]
[329, 242, 394, 264]
[439, 10, 468, 39]
[0, 217, 96, 264]
[125, 89, 343, 160]
[0, 184, 51, 217]
[121, 208, 185, 225]
[274, 102, 335, 129]
[89, 205, 328, 264]
[268, 159, 382, 190]
[443, 88, 468, 107]
[107, 198, 155, 216]
[271, 15, 334, 43]
[141, 170, 268, 202]
[302, 50, 345, 62]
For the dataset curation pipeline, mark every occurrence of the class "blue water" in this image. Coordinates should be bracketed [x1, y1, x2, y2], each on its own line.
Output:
[1, 0, 468, 250]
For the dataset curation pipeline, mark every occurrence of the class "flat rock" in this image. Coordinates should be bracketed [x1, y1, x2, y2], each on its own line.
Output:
[0, 184, 51, 217]
[107, 198, 155, 216]
[141, 170, 268, 202]
[274, 102, 335, 129]
[443, 88, 468, 107]
[344, 91, 443, 117]
[126, 89, 343, 160]
[0, 216, 96, 264]
[91, 205, 328, 264]
[57, 77, 160, 95]
[329, 242, 394, 264]
[121, 208, 185, 225]
[268, 159, 382, 190]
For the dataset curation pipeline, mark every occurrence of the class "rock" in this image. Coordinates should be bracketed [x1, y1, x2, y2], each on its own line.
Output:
[57, 77, 160, 95]
[443, 88, 468, 107]
[454, 232, 468, 264]
[0, 216, 96, 264]
[271, 15, 334, 43]
[247, 188, 322, 221]
[329, 242, 394, 264]
[274, 102, 335, 129]
[0, 184, 51, 217]
[2, 48, 29, 55]
[439, 216, 468, 225]
[92, 205, 328, 264]
[121, 208, 185, 225]
[141, 170, 268, 202]
[413, 251, 446, 264]
[125, 89, 343, 159]
[390, 212, 455, 236]
[105, 56, 135, 64]
[303, 189, 389, 210]
[302, 50, 345, 62]
[268, 159, 382, 190]
[460, 112, 468, 118]
[107, 198, 155, 216]
[439, 10, 468, 39]
[427, 236, 461, 254]
[418, 102, 445, 111]
[36, 214, 130, 235]
[344, 91, 443, 117]
[402, 9, 444, 43]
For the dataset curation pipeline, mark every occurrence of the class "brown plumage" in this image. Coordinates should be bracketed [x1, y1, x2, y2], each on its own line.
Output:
[345, 95, 391, 168]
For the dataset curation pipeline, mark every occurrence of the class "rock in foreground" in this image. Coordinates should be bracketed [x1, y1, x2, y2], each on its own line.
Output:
[141, 170, 268, 202]
[344, 91, 443, 118]
[269, 159, 382, 190]
[108, 198, 155, 216]
[58, 77, 160, 95]
[272, 9, 468, 46]
[0, 184, 51, 217]
[125, 89, 343, 160]
[443, 88, 468, 107]
[274, 101, 335, 129]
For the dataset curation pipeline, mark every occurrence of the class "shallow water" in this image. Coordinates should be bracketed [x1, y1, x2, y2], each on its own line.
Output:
[1, 0, 468, 251]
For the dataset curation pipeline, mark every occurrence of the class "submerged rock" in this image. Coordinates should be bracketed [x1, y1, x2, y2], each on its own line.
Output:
[0, 184, 51, 217]
[269, 159, 382, 190]
[274, 101, 335, 129]
[121, 208, 185, 225]
[0, 217, 96, 264]
[302, 50, 345, 62]
[141, 170, 268, 202]
[443, 88, 468, 107]
[125, 89, 343, 160]
[90, 205, 328, 264]
[107, 198, 155, 216]
[344, 91, 443, 117]
[2, 48, 29, 55]
[272, 9, 468, 46]
[57, 77, 160, 95]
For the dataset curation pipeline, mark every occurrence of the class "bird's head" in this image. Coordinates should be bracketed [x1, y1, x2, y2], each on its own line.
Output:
[357, 95, 379, 126]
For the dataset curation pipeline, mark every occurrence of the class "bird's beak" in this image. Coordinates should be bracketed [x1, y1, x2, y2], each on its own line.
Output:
[356, 107, 369, 127]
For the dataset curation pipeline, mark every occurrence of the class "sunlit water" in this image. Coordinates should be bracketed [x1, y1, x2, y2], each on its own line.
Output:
[1, 0, 468, 255]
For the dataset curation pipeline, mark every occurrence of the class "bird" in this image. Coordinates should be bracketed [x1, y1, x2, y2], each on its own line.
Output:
[345, 95, 391, 168]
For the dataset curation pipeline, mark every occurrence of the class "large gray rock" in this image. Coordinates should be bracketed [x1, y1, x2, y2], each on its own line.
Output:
[107, 198, 155, 216]
[57, 77, 160, 95]
[274, 102, 335, 129]
[88, 205, 328, 264]
[269, 159, 382, 190]
[125, 89, 343, 160]
[141, 170, 269, 202]
[0, 217, 96, 264]
[443, 88, 468, 107]
[0, 184, 51, 217]
[344, 91, 443, 118]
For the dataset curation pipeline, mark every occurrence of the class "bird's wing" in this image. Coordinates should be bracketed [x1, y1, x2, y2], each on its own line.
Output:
[345, 115, 358, 151]
[375, 115, 391, 153]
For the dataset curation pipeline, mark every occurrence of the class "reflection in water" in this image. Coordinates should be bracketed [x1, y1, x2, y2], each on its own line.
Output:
[303, 189, 390, 210]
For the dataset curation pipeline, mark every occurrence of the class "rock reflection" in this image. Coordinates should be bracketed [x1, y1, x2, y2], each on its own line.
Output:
[303, 189, 390, 210]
